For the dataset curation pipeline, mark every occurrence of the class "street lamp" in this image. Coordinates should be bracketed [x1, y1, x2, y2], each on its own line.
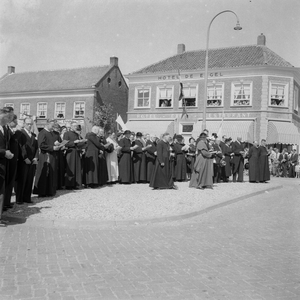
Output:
[202, 10, 242, 131]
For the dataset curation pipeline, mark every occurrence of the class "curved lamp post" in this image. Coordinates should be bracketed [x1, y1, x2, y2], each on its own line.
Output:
[202, 10, 242, 131]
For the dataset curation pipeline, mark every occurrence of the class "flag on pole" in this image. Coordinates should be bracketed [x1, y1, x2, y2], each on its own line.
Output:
[178, 70, 188, 119]
[116, 114, 128, 131]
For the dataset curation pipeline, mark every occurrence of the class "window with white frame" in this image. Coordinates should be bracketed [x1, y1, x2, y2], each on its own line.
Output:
[37, 102, 47, 118]
[74, 102, 85, 118]
[232, 82, 252, 106]
[135, 87, 150, 108]
[179, 85, 197, 107]
[180, 123, 194, 134]
[157, 86, 173, 107]
[4, 103, 14, 109]
[20, 103, 30, 118]
[294, 86, 299, 112]
[207, 83, 224, 107]
[55, 102, 66, 119]
[269, 82, 288, 107]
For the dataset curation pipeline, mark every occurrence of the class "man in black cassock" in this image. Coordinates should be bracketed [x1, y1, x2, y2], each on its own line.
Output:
[149, 132, 177, 189]
[258, 139, 270, 183]
[64, 122, 86, 189]
[16, 117, 38, 204]
[145, 134, 157, 183]
[118, 130, 136, 183]
[132, 132, 148, 183]
[248, 141, 260, 183]
[231, 137, 245, 182]
[33, 119, 60, 197]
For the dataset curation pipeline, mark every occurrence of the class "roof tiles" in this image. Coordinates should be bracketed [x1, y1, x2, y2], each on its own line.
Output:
[132, 45, 293, 74]
[0, 65, 112, 93]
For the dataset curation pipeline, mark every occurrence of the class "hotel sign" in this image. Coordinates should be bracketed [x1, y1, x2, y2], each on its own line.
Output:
[158, 72, 224, 80]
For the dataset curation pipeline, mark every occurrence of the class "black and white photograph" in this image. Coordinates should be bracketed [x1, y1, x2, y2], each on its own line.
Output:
[0, 0, 300, 299]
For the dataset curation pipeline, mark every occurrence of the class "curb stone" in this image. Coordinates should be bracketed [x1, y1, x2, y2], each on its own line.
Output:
[2, 185, 283, 229]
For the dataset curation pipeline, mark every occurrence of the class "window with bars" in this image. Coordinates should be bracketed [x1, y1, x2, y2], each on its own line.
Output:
[74, 102, 85, 118]
[270, 83, 288, 106]
[55, 102, 66, 119]
[232, 82, 252, 106]
[157, 87, 173, 107]
[179, 86, 197, 107]
[207, 84, 223, 107]
[20, 103, 30, 118]
[136, 88, 150, 108]
[37, 103, 47, 118]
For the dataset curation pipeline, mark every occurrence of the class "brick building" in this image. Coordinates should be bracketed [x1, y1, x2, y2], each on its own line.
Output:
[0, 57, 128, 133]
[126, 34, 300, 146]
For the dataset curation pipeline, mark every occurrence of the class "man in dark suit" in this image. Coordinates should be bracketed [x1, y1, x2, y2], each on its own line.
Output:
[288, 149, 298, 178]
[231, 136, 245, 182]
[15, 117, 38, 204]
[0, 109, 14, 226]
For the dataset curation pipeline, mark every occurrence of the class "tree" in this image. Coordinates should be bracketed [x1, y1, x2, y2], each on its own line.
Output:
[92, 102, 116, 133]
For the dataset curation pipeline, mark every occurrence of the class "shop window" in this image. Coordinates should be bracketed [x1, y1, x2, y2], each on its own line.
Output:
[74, 102, 85, 118]
[20, 103, 30, 118]
[269, 82, 288, 107]
[135, 88, 150, 108]
[55, 102, 66, 119]
[37, 102, 47, 119]
[179, 85, 197, 107]
[4, 103, 14, 109]
[157, 86, 173, 107]
[293, 86, 299, 112]
[232, 82, 252, 106]
[207, 83, 223, 107]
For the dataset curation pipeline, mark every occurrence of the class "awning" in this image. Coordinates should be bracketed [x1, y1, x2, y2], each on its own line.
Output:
[125, 120, 175, 137]
[267, 121, 300, 145]
[192, 120, 254, 142]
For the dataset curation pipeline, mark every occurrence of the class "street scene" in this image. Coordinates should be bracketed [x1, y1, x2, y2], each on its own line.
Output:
[1, 0, 300, 299]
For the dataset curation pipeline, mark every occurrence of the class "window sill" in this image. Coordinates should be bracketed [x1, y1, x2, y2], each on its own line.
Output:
[269, 105, 288, 108]
[230, 105, 252, 108]
[134, 107, 151, 109]
[156, 107, 173, 109]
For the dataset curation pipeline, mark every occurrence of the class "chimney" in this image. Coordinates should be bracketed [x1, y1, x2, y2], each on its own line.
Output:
[110, 57, 118, 67]
[8, 66, 15, 74]
[177, 44, 186, 54]
[257, 33, 266, 46]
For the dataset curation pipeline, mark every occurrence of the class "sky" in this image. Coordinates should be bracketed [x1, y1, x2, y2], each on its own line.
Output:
[0, 0, 299, 76]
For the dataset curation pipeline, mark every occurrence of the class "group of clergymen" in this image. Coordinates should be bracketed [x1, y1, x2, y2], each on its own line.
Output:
[0, 105, 274, 225]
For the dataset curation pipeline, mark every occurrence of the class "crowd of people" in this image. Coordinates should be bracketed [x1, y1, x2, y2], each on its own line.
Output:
[0, 105, 299, 226]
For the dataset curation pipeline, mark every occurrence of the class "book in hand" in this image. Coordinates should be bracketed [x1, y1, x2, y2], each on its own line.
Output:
[57, 140, 69, 147]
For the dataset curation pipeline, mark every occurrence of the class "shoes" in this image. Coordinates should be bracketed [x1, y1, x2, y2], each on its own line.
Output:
[197, 187, 204, 190]
[171, 185, 178, 190]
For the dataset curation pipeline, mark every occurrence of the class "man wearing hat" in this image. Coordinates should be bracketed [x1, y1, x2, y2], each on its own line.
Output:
[118, 130, 137, 183]
[231, 137, 245, 182]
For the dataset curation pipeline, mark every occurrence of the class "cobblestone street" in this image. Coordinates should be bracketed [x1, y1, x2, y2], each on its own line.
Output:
[0, 178, 300, 299]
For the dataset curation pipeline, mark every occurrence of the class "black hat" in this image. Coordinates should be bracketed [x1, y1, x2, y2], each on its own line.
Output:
[123, 130, 131, 135]
[199, 133, 207, 138]
[225, 138, 231, 143]
[176, 134, 183, 140]
[136, 132, 143, 137]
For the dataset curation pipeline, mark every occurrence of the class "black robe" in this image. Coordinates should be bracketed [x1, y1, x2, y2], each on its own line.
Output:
[33, 129, 57, 197]
[118, 137, 133, 183]
[149, 140, 174, 189]
[223, 144, 233, 178]
[132, 139, 147, 182]
[64, 131, 84, 188]
[258, 146, 270, 182]
[145, 140, 156, 182]
[53, 131, 65, 190]
[98, 136, 109, 186]
[248, 145, 260, 182]
[16, 129, 38, 204]
[186, 144, 196, 175]
[173, 143, 187, 181]
[84, 132, 104, 185]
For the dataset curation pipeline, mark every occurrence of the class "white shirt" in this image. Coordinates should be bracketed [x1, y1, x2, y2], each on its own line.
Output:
[0, 125, 4, 135]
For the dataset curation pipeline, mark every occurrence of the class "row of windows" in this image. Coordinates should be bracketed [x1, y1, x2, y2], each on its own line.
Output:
[3, 102, 85, 119]
[134, 81, 296, 110]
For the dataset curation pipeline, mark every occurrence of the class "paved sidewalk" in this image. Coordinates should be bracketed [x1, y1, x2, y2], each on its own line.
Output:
[0, 178, 299, 299]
